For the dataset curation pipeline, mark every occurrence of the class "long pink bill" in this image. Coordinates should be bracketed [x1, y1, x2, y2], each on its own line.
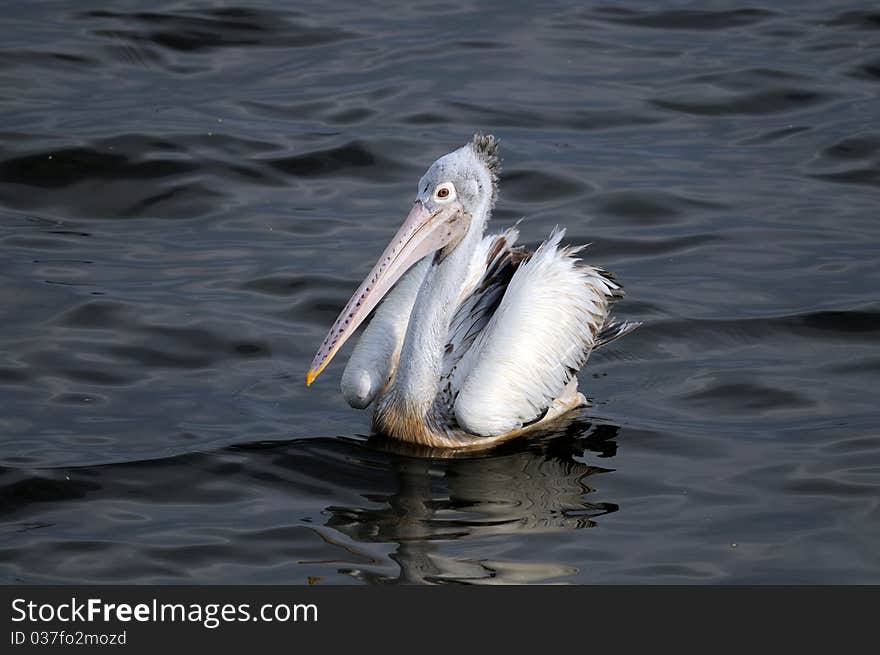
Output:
[306, 200, 469, 386]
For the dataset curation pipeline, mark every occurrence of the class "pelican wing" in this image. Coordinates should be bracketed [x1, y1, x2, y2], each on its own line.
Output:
[451, 228, 629, 437]
[442, 227, 528, 377]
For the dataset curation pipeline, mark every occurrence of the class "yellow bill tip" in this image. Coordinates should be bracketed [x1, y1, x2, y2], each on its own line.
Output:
[305, 369, 318, 387]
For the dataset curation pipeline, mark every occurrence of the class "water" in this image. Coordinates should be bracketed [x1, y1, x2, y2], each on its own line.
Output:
[1, 0, 879, 584]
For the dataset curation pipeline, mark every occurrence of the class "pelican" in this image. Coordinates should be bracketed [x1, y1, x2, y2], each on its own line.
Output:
[306, 134, 638, 449]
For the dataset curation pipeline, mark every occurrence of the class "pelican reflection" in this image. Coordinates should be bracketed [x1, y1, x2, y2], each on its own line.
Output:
[315, 417, 620, 584]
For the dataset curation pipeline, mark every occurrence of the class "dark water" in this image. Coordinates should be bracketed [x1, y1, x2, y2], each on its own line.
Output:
[1, 0, 879, 584]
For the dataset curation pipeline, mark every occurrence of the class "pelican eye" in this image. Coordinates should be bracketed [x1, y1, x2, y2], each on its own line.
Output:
[433, 182, 456, 203]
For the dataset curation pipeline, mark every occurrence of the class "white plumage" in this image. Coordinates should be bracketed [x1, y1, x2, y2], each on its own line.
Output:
[453, 227, 619, 436]
[308, 134, 638, 449]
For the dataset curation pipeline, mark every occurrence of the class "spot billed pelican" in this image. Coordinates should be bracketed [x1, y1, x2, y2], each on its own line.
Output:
[306, 134, 639, 449]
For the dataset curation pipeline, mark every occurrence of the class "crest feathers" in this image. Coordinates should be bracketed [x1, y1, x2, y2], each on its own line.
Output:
[469, 133, 501, 189]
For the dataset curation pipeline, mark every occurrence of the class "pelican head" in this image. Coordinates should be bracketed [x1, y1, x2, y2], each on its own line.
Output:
[306, 133, 502, 386]
[415, 133, 500, 221]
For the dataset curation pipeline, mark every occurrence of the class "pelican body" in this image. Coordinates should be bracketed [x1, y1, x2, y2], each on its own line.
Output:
[307, 134, 638, 449]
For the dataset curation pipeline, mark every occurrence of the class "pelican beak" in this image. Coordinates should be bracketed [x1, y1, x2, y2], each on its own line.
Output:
[306, 199, 469, 386]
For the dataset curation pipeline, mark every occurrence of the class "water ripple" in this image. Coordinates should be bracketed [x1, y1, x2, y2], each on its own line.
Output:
[0, 0, 878, 584]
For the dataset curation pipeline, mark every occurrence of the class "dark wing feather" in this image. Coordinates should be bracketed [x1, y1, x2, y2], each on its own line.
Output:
[593, 320, 641, 349]
[437, 229, 529, 409]
[589, 267, 640, 349]
[444, 231, 529, 370]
